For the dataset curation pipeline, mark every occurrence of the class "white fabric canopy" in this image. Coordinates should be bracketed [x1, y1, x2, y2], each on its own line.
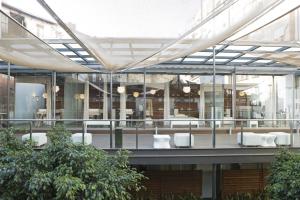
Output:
[39, 0, 288, 71]
[249, 52, 300, 67]
[228, 2, 300, 45]
[0, 10, 94, 72]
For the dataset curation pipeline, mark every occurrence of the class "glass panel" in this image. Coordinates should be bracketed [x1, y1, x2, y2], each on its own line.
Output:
[236, 75, 273, 127]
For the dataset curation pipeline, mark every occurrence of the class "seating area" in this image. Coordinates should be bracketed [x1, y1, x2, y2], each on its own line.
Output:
[153, 133, 194, 149]
[237, 132, 290, 147]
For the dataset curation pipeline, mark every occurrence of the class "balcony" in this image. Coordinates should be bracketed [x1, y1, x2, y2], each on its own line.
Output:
[1, 118, 300, 165]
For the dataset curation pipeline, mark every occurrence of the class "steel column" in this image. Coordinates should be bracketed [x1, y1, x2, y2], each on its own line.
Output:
[212, 46, 216, 148]
[51, 71, 56, 127]
[6, 62, 10, 126]
[110, 72, 113, 148]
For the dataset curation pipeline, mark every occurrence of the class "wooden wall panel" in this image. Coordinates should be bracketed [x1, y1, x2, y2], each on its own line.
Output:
[221, 169, 268, 196]
[140, 170, 202, 199]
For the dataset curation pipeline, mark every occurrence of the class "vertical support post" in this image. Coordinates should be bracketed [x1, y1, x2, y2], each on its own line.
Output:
[189, 122, 192, 148]
[143, 69, 147, 128]
[211, 46, 217, 200]
[82, 121, 85, 145]
[232, 69, 236, 128]
[29, 121, 32, 141]
[110, 72, 113, 148]
[241, 120, 244, 146]
[51, 71, 56, 127]
[212, 164, 217, 200]
[136, 125, 138, 149]
[272, 75, 275, 127]
[212, 46, 216, 148]
[6, 62, 10, 127]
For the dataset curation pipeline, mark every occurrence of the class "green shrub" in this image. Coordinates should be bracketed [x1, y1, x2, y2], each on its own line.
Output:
[223, 190, 269, 200]
[0, 125, 144, 200]
[267, 149, 300, 200]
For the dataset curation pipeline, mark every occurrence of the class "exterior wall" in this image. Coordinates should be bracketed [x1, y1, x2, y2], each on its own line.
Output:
[221, 169, 268, 197]
[1, 3, 67, 39]
[138, 170, 202, 199]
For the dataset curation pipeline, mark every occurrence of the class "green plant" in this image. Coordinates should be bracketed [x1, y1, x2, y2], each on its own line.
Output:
[223, 190, 269, 200]
[267, 149, 300, 200]
[0, 125, 144, 200]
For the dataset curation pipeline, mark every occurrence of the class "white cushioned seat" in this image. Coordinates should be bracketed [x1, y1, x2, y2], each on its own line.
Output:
[153, 134, 171, 149]
[71, 133, 92, 145]
[22, 132, 47, 146]
[174, 133, 194, 147]
[269, 132, 291, 146]
[237, 132, 257, 146]
[237, 132, 276, 147]
[260, 134, 276, 147]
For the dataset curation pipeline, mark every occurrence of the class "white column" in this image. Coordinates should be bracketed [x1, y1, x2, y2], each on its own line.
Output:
[83, 81, 89, 119]
[46, 79, 52, 125]
[103, 75, 108, 119]
[119, 88, 127, 127]
[164, 82, 170, 126]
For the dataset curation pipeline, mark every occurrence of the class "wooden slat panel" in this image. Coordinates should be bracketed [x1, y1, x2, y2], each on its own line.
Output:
[140, 170, 202, 199]
[221, 169, 268, 196]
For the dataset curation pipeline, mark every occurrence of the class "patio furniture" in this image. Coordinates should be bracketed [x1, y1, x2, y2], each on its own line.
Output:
[174, 133, 194, 147]
[237, 132, 258, 146]
[269, 132, 291, 146]
[260, 134, 276, 147]
[22, 132, 47, 146]
[249, 120, 258, 128]
[237, 132, 276, 147]
[170, 118, 199, 128]
[71, 133, 92, 145]
[84, 120, 115, 132]
[145, 117, 153, 126]
[153, 134, 171, 148]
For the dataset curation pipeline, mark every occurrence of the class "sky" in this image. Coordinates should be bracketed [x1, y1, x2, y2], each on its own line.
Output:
[2, 0, 203, 38]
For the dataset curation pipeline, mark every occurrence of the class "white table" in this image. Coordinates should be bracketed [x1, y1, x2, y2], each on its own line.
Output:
[170, 118, 199, 128]
[84, 120, 115, 132]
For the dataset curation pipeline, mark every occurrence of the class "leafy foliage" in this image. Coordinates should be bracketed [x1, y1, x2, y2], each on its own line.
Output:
[0, 125, 144, 200]
[267, 149, 300, 200]
[134, 192, 202, 200]
[223, 190, 269, 200]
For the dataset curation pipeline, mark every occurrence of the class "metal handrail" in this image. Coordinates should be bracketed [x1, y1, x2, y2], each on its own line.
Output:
[1, 118, 297, 149]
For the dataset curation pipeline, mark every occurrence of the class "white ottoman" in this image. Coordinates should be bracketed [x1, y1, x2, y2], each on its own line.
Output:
[71, 133, 92, 145]
[260, 134, 276, 147]
[22, 133, 47, 146]
[153, 135, 171, 149]
[269, 132, 291, 146]
[174, 133, 194, 147]
[237, 132, 257, 146]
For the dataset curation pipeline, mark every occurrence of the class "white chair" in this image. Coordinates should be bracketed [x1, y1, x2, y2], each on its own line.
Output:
[249, 120, 258, 128]
[269, 132, 291, 146]
[174, 133, 194, 147]
[22, 132, 47, 146]
[145, 117, 153, 126]
[71, 133, 92, 145]
[153, 135, 171, 149]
